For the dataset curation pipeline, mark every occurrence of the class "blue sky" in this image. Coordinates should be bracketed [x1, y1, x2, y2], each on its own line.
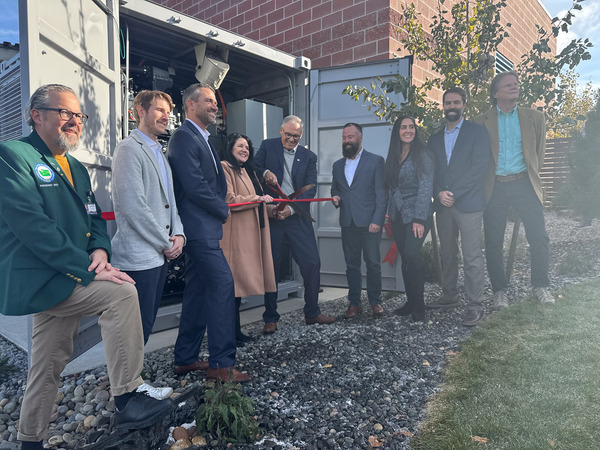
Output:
[0, 0, 596, 90]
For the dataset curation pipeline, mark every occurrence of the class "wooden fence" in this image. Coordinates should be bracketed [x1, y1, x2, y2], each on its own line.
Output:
[540, 138, 575, 207]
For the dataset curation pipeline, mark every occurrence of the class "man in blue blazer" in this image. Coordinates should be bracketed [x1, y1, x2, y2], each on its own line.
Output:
[331, 123, 387, 318]
[428, 87, 491, 327]
[0, 84, 171, 449]
[167, 83, 250, 383]
[255, 115, 335, 333]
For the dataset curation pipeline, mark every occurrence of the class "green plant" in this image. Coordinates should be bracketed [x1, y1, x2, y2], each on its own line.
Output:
[343, 0, 592, 138]
[196, 378, 263, 444]
[555, 95, 600, 219]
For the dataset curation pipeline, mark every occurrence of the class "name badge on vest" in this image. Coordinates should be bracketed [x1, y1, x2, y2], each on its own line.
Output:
[85, 190, 98, 215]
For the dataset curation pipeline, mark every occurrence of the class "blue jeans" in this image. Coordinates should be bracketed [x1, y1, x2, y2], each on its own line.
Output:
[484, 177, 549, 292]
[341, 223, 382, 306]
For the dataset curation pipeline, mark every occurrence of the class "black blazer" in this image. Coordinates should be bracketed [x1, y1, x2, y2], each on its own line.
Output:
[428, 119, 491, 213]
[330, 149, 386, 227]
[254, 137, 317, 217]
[167, 120, 229, 241]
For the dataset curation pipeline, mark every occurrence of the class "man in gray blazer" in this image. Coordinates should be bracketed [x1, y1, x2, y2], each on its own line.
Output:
[331, 123, 387, 318]
[111, 91, 185, 350]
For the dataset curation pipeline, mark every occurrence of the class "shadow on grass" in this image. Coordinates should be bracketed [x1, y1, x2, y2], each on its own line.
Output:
[412, 278, 600, 449]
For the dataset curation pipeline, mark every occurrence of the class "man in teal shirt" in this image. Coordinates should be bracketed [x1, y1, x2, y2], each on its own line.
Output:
[474, 71, 553, 308]
[0, 84, 171, 449]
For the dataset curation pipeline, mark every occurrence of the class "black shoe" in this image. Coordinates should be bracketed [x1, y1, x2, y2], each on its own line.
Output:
[237, 332, 255, 343]
[461, 309, 485, 327]
[394, 303, 412, 316]
[114, 391, 172, 431]
[411, 311, 425, 322]
[20, 442, 43, 450]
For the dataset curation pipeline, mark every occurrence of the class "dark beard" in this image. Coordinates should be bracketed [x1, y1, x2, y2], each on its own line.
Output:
[444, 109, 462, 122]
[342, 142, 359, 159]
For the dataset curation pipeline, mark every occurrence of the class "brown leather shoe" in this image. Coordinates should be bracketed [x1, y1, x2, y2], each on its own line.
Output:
[344, 306, 363, 319]
[206, 366, 252, 383]
[371, 304, 384, 316]
[305, 313, 335, 325]
[263, 322, 277, 334]
[174, 359, 209, 375]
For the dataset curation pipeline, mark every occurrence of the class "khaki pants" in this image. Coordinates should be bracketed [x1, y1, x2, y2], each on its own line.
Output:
[18, 281, 144, 441]
[436, 207, 485, 310]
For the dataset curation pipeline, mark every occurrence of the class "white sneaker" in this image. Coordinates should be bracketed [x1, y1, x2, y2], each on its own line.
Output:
[492, 290, 509, 310]
[532, 287, 555, 304]
[136, 382, 173, 400]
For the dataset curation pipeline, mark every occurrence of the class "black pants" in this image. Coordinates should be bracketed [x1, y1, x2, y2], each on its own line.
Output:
[392, 217, 432, 316]
[484, 177, 550, 292]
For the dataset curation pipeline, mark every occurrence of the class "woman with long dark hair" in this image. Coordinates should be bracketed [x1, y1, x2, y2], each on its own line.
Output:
[384, 116, 434, 321]
[220, 133, 276, 346]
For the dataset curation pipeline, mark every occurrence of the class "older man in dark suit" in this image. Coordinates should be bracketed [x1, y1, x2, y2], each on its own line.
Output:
[428, 87, 491, 326]
[331, 123, 387, 318]
[255, 115, 335, 333]
[167, 83, 250, 383]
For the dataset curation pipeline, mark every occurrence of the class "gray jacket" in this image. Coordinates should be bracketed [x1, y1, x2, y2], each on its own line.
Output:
[388, 148, 434, 225]
[111, 130, 185, 271]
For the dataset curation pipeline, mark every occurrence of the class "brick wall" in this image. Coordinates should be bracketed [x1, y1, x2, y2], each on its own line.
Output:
[153, 0, 554, 102]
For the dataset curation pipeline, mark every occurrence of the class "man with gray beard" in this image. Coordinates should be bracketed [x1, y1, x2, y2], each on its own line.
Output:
[0, 84, 171, 449]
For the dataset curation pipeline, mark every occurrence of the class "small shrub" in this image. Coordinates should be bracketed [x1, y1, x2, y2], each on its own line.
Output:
[557, 250, 594, 276]
[196, 378, 263, 444]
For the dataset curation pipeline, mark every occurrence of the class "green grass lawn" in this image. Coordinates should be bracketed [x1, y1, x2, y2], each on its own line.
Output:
[412, 278, 600, 450]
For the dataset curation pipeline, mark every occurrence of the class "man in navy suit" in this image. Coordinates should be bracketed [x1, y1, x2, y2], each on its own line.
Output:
[167, 83, 250, 382]
[428, 87, 491, 326]
[331, 123, 386, 318]
[255, 115, 335, 333]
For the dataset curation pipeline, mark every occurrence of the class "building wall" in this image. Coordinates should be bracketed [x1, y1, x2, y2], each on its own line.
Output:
[155, 0, 555, 103]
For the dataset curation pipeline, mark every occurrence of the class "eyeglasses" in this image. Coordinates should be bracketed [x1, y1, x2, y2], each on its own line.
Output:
[37, 108, 88, 124]
[283, 132, 301, 140]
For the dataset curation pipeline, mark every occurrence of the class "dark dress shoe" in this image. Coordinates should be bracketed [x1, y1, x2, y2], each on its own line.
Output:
[174, 359, 209, 375]
[20, 441, 44, 450]
[305, 313, 335, 325]
[344, 306, 363, 319]
[237, 332, 255, 343]
[114, 391, 172, 431]
[394, 303, 412, 316]
[263, 322, 277, 334]
[371, 304, 384, 316]
[411, 311, 425, 322]
[206, 366, 252, 383]
[461, 309, 485, 327]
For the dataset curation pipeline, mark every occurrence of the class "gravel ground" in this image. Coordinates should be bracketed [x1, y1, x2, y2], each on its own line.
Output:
[1, 211, 599, 449]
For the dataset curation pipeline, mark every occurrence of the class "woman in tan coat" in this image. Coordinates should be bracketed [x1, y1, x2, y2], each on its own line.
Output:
[221, 133, 277, 346]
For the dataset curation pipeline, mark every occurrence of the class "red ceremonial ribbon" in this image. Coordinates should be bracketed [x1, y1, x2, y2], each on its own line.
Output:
[100, 198, 334, 220]
[229, 198, 333, 207]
